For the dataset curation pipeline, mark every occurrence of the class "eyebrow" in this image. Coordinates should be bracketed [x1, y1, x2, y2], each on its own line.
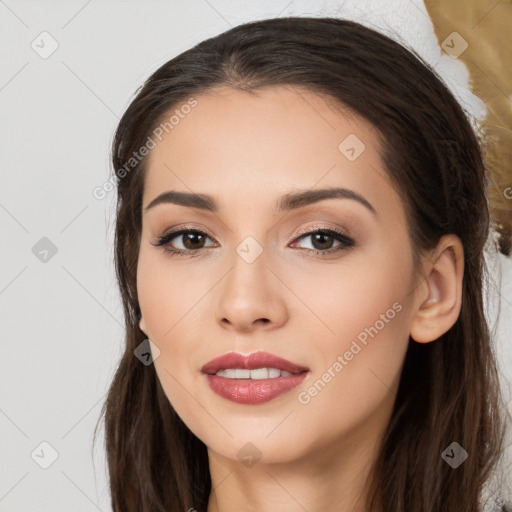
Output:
[143, 187, 377, 216]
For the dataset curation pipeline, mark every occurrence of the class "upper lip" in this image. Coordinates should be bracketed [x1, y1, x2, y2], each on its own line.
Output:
[201, 351, 310, 375]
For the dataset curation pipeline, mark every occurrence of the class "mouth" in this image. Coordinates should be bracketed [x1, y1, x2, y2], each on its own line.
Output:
[201, 351, 310, 404]
[201, 350, 310, 375]
[213, 367, 303, 379]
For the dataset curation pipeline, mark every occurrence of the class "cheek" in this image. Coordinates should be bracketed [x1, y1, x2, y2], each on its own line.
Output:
[295, 249, 412, 394]
[291, 250, 408, 347]
[292, 272, 410, 449]
[136, 248, 212, 380]
[137, 248, 206, 339]
[137, 252, 204, 417]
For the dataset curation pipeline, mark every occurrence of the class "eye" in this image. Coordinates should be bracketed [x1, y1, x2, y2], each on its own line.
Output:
[150, 228, 217, 256]
[290, 227, 355, 255]
[150, 226, 355, 257]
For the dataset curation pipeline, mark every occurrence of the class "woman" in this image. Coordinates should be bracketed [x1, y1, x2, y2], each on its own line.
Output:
[95, 17, 510, 512]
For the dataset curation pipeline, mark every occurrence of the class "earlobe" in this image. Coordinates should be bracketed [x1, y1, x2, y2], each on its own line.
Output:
[139, 316, 147, 335]
[409, 234, 464, 344]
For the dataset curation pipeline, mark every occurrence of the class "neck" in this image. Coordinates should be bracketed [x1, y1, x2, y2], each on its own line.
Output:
[206, 426, 383, 512]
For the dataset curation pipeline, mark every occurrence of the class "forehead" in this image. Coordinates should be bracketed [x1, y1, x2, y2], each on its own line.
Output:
[142, 85, 393, 213]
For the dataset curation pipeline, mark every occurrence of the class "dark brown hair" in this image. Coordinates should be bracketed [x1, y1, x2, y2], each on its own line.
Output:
[94, 17, 510, 512]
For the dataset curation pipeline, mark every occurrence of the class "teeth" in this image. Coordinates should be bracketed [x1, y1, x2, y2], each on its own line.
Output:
[215, 368, 296, 379]
[268, 368, 280, 378]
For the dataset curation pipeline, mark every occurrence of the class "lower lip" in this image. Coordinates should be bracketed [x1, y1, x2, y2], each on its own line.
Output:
[205, 372, 309, 404]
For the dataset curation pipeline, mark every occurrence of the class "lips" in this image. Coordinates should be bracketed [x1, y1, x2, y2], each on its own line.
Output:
[201, 351, 310, 405]
[200, 351, 310, 375]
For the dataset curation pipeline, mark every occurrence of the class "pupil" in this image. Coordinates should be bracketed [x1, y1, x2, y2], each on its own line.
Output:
[312, 233, 333, 250]
[184, 233, 204, 250]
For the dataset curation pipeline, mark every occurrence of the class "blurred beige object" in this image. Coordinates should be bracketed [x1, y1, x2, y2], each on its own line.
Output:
[425, 0, 512, 257]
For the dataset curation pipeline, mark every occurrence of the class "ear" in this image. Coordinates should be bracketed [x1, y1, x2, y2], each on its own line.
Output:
[409, 234, 464, 344]
[139, 315, 147, 335]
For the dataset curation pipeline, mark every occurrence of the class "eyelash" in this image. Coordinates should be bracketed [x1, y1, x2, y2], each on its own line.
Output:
[150, 225, 355, 258]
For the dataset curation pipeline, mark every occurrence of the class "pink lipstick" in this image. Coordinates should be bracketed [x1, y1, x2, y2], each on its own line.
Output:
[201, 351, 310, 405]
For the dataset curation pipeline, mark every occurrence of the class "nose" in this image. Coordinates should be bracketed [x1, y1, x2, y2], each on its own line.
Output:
[215, 248, 289, 333]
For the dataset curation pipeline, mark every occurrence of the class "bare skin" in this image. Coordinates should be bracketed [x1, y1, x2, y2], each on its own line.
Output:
[136, 85, 464, 512]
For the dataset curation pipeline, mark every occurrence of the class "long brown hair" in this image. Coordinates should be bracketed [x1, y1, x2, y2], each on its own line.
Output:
[94, 17, 510, 512]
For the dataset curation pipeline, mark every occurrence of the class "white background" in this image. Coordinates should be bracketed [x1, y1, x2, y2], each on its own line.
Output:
[1, 0, 510, 510]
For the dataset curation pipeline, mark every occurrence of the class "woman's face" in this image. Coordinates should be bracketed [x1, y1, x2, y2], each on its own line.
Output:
[137, 85, 420, 466]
